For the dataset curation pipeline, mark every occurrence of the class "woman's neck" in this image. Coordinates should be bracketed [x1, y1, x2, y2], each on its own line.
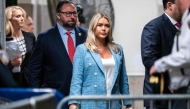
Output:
[96, 39, 106, 49]
[12, 29, 22, 38]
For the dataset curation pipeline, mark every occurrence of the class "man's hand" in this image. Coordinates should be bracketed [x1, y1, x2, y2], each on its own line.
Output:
[149, 65, 157, 75]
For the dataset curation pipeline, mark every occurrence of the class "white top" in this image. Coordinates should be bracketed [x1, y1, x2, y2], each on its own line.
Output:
[101, 56, 115, 95]
[14, 36, 26, 60]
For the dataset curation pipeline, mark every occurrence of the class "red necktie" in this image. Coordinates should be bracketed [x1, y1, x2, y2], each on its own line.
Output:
[66, 31, 75, 62]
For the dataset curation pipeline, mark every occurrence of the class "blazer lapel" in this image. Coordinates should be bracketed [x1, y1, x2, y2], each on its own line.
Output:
[90, 48, 121, 90]
[110, 49, 120, 90]
[90, 51, 104, 73]
[22, 32, 30, 66]
[22, 31, 34, 66]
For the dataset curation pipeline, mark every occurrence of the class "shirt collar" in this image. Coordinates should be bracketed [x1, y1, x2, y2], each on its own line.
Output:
[164, 13, 178, 25]
[57, 22, 75, 35]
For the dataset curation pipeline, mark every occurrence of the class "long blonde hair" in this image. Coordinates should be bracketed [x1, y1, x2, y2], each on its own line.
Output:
[5, 6, 26, 36]
[85, 13, 120, 54]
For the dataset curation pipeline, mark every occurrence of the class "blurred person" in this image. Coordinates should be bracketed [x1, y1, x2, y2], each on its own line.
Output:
[150, 0, 190, 89]
[28, 0, 87, 99]
[150, 0, 190, 108]
[5, 6, 36, 87]
[150, 0, 190, 92]
[0, 46, 17, 87]
[75, 4, 85, 26]
[76, 17, 80, 26]
[22, 15, 34, 33]
[141, 0, 182, 108]
[69, 13, 132, 109]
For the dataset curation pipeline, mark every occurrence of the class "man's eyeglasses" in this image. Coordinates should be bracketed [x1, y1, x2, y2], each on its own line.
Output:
[59, 12, 78, 17]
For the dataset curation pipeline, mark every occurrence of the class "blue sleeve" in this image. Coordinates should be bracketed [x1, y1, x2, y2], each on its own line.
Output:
[118, 45, 132, 105]
[68, 44, 85, 105]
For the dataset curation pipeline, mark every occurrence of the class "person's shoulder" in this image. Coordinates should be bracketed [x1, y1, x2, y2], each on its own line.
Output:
[39, 26, 56, 35]
[146, 14, 164, 26]
[76, 43, 86, 49]
[6, 37, 13, 41]
[37, 26, 57, 39]
[116, 44, 123, 50]
[75, 43, 88, 55]
[75, 26, 87, 33]
[22, 30, 35, 38]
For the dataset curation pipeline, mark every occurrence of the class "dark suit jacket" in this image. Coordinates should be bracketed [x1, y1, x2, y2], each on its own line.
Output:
[141, 14, 177, 108]
[6, 31, 36, 87]
[28, 25, 87, 96]
[0, 61, 17, 87]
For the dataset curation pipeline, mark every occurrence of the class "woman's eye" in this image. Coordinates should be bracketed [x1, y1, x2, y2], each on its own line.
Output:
[97, 24, 102, 26]
[105, 24, 110, 28]
[16, 15, 21, 18]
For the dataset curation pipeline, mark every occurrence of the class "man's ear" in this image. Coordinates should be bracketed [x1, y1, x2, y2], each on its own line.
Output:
[56, 13, 61, 20]
[167, 2, 173, 11]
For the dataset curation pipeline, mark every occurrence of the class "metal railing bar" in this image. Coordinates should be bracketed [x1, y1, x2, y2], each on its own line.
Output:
[57, 94, 190, 109]
[168, 100, 171, 109]
[149, 100, 153, 109]
[187, 99, 190, 109]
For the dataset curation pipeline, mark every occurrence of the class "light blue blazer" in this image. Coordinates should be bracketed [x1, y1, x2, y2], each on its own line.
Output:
[68, 44, 131, 109]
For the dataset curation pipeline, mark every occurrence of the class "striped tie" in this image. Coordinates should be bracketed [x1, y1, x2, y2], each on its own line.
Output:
[66, 31, 75, 62]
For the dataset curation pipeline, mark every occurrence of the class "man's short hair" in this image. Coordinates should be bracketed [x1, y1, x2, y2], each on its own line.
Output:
[56, 1, 75, 13]
[163, 0, 175, 10]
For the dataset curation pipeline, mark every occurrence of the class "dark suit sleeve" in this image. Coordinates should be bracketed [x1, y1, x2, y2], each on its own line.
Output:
[0, 61, 17, 87]
[28, 34, 44, 87]
[141, 22, 161, 71]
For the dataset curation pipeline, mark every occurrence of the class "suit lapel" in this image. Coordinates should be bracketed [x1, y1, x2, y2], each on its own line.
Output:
[163, 14, 177, 35]
[90, 51, 104, 73]
[51, 25, 71, 64]
[75, 26, 85, 46]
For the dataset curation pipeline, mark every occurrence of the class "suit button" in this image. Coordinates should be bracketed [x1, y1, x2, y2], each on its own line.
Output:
[89, 63, 92, 66]
[116, 84, 118, 86]
[94, 85, 97, 88]
[94, 72, 97, 75]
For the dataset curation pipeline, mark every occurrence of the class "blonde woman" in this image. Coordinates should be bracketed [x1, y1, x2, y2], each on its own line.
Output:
[5, 6, 35, 87]
[69, 13, 132, 109]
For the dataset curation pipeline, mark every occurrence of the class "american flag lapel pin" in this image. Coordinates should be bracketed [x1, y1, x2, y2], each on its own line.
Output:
[79, 33, 81, 36]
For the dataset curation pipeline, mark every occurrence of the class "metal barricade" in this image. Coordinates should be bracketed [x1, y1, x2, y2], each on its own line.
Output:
[57, 94, 190, 109]
[0, 93, 55, 109]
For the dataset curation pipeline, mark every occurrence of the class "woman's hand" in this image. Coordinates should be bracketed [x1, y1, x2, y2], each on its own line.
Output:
[11, 56, 22, 66]
[69, 104, 78, 109]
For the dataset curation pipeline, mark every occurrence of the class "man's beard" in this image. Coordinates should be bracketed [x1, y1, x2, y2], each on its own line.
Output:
[63, 22, 76, 29]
